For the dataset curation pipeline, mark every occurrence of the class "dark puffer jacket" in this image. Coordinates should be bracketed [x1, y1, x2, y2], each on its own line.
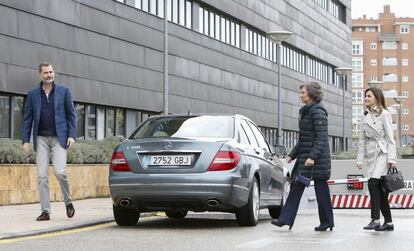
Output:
[289, 102, 331, 181]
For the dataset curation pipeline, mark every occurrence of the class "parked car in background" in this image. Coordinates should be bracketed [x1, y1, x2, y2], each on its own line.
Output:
[109, 114, 290, 226]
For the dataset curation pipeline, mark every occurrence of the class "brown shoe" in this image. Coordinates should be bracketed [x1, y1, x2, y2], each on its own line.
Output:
[66, 203, 75, 218]
[36, 212, 50, 221]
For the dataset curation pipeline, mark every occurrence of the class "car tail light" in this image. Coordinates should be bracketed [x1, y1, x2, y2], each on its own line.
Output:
[111, 151, 130, 172]
[208, 151, 241, 171]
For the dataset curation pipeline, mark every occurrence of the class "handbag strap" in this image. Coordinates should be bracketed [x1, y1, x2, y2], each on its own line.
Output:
[388, 167, 399, 174]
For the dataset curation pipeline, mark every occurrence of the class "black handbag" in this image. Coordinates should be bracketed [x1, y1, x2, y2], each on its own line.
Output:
[293, 161, 312, 187]
[381, 167, 404, 192]
[294, 174, 311, 187]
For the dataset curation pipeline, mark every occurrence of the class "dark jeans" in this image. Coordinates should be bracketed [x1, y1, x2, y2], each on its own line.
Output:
[368, 178, 392, 223]
[277, 180, 334, 227]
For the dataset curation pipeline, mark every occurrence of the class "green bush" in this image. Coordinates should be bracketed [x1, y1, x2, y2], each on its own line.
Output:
[0, 137, 124, 164]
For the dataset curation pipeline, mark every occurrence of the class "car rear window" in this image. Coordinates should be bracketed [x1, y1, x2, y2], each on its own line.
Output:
[131, 116, 234, 139]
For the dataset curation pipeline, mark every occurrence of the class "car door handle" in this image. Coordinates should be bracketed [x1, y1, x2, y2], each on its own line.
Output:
[254, 150, 260, 155]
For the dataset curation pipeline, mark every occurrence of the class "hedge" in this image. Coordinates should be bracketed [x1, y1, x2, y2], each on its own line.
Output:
[0, 137, 124, 164]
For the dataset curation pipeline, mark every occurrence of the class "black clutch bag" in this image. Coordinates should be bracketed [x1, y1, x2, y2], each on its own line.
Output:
[381, 167, 404, 192]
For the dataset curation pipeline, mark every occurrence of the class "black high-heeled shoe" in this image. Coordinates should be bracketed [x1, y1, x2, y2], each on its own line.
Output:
[314, 224, 334, 231]
[271, 219, 292, 230]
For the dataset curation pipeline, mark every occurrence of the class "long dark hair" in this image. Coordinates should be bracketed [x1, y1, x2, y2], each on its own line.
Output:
[365, 87, 387, 115]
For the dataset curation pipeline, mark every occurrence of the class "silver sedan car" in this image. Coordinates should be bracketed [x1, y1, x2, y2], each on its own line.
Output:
[109, 114, 289, 226]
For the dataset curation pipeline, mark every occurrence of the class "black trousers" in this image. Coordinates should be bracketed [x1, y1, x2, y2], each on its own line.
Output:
[368, 178, 392, 223]
[277, 180, 334, 227]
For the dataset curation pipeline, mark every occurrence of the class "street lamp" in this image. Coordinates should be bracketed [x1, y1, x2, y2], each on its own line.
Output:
[394, 96, 408, 147]
[266, 31, 292, 145]
[368, 80, 384, 89]
[335, 67, 352, 152]
[163, 0, 169, 114]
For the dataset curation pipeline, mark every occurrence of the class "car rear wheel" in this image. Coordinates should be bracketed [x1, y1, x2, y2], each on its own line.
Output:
[268, 177, 290, 219]
[236, 178, 260, 226]
[165, 210, 188, 219]
[113, 205, 140, 226]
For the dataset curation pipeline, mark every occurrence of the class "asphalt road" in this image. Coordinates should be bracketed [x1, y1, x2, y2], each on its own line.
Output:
[1, 209, 413, 251]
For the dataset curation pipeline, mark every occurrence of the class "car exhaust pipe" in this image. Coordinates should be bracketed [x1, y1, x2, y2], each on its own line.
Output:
[119, 198, 132, 207]
[207, 199, 219, 207]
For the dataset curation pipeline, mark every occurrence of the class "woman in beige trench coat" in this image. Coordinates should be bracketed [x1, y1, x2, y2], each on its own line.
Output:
[356, 87, 397, 231]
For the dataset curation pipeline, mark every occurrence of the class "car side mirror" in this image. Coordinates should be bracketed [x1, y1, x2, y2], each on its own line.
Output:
[273, 144, 287, 157]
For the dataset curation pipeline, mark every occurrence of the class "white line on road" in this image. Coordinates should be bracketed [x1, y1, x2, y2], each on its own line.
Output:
[236, 237, 345, 249]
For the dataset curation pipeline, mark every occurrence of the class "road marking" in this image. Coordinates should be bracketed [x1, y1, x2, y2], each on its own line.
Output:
[0, 216, 159, 245]
[236, 237, 345, 248]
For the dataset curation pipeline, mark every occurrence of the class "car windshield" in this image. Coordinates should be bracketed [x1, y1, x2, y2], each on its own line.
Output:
[131, 116, 234, 139]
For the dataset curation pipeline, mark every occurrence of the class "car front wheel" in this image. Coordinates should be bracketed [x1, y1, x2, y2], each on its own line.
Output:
[236, 178, 260, 226]
[113, 205, 140, 226]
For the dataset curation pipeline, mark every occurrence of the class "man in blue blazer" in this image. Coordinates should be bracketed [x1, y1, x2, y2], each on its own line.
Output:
[22, 62, 77, 221]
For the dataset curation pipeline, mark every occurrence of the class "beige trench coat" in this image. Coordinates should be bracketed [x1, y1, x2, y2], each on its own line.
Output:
[356, 108, 397, 179]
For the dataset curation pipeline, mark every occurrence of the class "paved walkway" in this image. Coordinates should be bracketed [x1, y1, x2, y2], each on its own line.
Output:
[0, 198, 114, 239]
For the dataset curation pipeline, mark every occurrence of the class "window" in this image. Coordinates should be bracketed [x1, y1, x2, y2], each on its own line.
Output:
[352, 107, 364, 124]
[402, 43, 408, 50]
[402, 76, 409, 82]
[86, 105, 96, 139]
[116, 109, 125, 136]
[352, 58, 363, 71]
[240, 120, 259, 148]
[248, 122, 271, 152]
[382, 41, 397, 50]
[370, 59, 377, 66]
[198, 6, 239, 48]
[97, 107, 105, 140]
[403, 108, 409, 115]
[402, 59, 408, 66]
[352, 90, 364, 104]
[371, 75, 378, 81]
[352, 73, 364, 88]
[106, 109, 115, 137]
[370, 42, 377, 49]
[352, 41, 363, 55]
[383, 73, 398, 82]
[75, 104, 85, 139]
[0, 96, 10, 138]
[402, 91, 409, 97]
[12, 96, 24, 140]
[365, 27, 376, 32]
[400, 25, 410, 34]
[382, 57, 397, 66]
[403, 125, 409, 131]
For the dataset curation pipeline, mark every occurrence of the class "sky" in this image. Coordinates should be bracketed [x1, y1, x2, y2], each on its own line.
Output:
[352, 0, 414, 19]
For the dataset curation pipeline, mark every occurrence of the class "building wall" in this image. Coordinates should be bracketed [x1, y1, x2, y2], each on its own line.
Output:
[0, 0, 352, 151]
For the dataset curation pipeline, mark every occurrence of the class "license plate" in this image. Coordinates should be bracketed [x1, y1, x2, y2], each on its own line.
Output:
[148, 155, 192, 166]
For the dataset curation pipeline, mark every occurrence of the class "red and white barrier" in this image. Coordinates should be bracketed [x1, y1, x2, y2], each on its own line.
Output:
[331, 194, 414, 209]
[309, 177, 369, 186]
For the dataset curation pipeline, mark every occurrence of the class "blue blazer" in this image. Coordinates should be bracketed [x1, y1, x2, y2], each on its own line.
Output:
[22, 83, 77, 150]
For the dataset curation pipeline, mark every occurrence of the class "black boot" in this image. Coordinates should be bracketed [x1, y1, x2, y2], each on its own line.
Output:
[314, 224, 334, 231]
[271, 220, 292, 230]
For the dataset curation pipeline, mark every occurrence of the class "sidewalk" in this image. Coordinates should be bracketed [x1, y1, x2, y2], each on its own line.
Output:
[0, 198, 114, 240]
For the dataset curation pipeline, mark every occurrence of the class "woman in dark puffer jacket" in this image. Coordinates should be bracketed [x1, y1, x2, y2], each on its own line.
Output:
[271, 82, 333, 231]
